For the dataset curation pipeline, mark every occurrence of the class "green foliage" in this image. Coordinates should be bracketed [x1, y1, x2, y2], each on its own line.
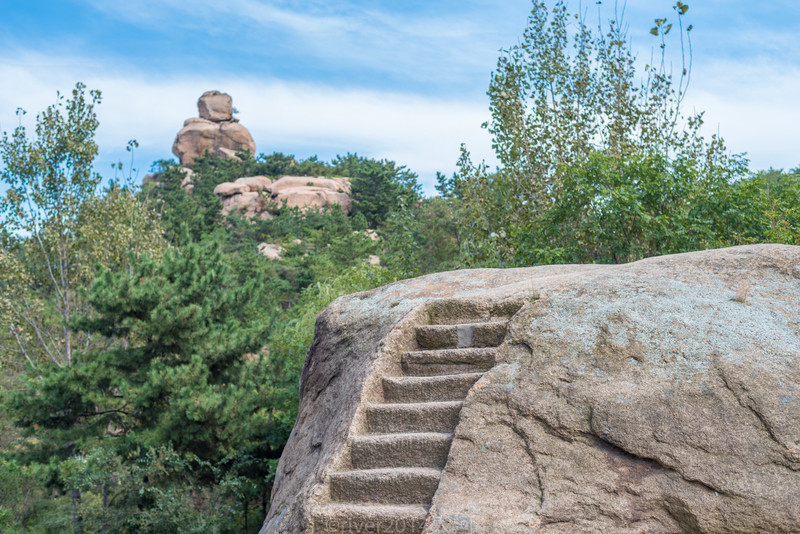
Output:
[257, 153, 332, 177]
[0, 83, 103, 367]
[58, 444, 261, 533]
[4, 235, 278, 532]
[507, 150, 751, 264]
[336, 153, 421, 228]
[8, 237, 267, 458]
[0, 84, 166, 369]
[75, 184, 166, 279]
[0, 83, 101, 236]
[447, 1, 792, 266]
[266, 262, 398, 377]
[379, 197, 461, 277]
[0, 458, 66, 532]
[725, 168, 800, 245]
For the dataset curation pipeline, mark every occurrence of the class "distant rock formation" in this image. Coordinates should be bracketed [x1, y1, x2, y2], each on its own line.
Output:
[257, 243, 283, 260]
[213, 175, 352, 220]
[262, 244, 800, 534]
[172, 91, 256, 166]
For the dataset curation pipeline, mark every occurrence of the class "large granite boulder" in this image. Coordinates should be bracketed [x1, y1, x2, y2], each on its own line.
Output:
[220, 192, 272, 220]
[172, 91, 256, 166]
[261, 245, 800, 533]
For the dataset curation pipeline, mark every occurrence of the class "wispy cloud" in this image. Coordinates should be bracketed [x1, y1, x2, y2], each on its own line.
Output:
[0, 54, 497, 194]
[685, 59, 800, 170]
[75, 0, 524, 89]
[4, 0, 799, 196]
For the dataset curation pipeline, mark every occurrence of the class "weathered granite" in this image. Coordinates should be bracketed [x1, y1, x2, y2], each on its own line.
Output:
[172, 91, 256, 166]
[262, 245, 800, 533]
[214, 175, 352, 219]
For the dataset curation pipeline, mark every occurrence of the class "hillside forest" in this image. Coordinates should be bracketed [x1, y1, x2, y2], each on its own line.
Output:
[2, 2, 799, 532]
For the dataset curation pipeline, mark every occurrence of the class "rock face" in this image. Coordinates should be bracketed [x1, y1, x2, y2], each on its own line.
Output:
[257, 243, 283, 260]
[198, 90, 233, 122]
[270, 176, 352, 213]
[214, 175, 351, 219]
[261, 245, 800, 534]
[172, 91, 256, 166]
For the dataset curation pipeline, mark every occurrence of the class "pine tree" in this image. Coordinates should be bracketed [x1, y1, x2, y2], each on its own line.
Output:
[7, 235, 269, 461]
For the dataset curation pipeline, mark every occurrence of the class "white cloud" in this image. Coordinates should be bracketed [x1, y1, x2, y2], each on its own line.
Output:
[75, 0, 520, 88]
[685, 59, 800, 171]
[0, 55, 497, 195]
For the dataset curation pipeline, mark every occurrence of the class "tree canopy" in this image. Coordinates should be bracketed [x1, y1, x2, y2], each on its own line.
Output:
[444, 0, 796, 267]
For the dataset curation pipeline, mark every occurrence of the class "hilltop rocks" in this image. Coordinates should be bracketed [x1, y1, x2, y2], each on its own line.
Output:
[214, 175, 352, 220]
[172, 91, 256, 166]
[261, 245, 800, 534]
[213, 176, 271, 198]
[270, 176, 351, 213]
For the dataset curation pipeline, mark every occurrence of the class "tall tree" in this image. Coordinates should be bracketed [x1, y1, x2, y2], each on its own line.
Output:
[0, 84, 165, 369]
[8, 237, 267, 456]
[0, 83, 103, 366]
[5, 235, 287, 531]
[334, 153, 420, 228]
[452, 1, 747, 266]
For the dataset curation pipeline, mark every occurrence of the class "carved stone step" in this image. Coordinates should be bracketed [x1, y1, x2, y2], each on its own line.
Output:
[415, 321, 507, 350]
[350, 432, 453, 470]
[365, 401, 463, 434]
[329, 468, 441, 505]
[310, 503, 428, 534]
[401, 348, 496, 376]
[382, 373, 484, 403]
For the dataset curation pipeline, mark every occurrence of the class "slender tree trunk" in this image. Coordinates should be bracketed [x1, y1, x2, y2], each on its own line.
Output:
[64, 267, 72, 365]
[71, 488, 83, 534]
[65, 327, 72, 365]
[244, 498, 248, 533]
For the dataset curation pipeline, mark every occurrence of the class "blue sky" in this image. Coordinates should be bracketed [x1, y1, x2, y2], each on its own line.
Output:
[2, 1, 799, 194]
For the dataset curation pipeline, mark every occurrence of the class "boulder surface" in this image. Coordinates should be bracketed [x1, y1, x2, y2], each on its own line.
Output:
[198, 90, 233, 122]
[261, 245, 800, 534]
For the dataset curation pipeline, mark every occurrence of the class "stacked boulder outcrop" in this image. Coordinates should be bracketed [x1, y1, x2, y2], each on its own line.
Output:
[172, 90, 256, 166]
[213, 175, 352, 220]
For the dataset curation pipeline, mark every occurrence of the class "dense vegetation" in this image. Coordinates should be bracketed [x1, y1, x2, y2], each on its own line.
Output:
[0, 85, 456, 533]
[1, 2, 799, 532]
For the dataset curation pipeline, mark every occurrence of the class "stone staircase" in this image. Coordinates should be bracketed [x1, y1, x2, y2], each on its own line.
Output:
[311, 318, 510, 533]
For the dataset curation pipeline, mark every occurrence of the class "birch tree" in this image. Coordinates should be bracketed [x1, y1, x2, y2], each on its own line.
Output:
[0, 83, 165, 369]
